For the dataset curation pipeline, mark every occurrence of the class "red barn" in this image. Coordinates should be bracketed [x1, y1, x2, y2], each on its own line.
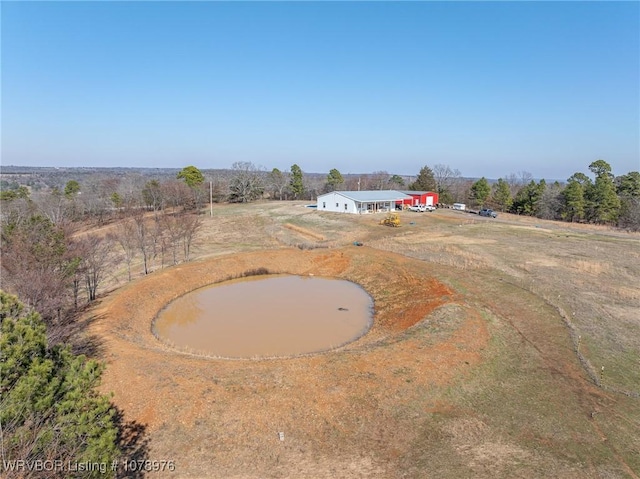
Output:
[396, 190, 439, 208]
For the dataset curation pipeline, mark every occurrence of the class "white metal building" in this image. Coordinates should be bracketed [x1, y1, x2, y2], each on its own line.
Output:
[316, 190, 412, 214]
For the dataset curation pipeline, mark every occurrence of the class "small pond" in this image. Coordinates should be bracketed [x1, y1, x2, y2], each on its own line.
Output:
[153, 275, 374, 358]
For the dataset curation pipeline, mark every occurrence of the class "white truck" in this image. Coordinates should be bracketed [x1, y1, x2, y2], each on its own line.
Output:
[408, 205, 435, 213]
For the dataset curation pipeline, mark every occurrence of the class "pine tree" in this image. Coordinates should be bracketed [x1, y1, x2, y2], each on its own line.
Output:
[511, 180, 546, 216]
[289, 164, 305, 199]
[561, 173, 589, 222]
[325, 168, 344, 192]
[0, 291, 120, 478]
[492, 178, 512, 212]
[389, 175, 405, 188]
[176, 166, 204, 188]
[585, 159, 621, 224]
[177, 166, 205, 209]
[470, 177, 491, 207]
[64, 180, 81, 199]
[409, 166, 436, 191]
[616, 171, 640, 230]
[616, 171, 640, 198]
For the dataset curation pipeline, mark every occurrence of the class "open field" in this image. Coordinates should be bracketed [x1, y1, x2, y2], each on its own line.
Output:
[89, 202, 640, 478]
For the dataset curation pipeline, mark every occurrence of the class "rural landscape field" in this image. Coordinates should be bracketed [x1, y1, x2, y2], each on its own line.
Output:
[86, 202, 639, 478]
[3, 2, 639, 478]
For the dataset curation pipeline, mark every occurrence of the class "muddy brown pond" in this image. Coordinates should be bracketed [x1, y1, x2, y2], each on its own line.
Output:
[153, 275, 374, 358]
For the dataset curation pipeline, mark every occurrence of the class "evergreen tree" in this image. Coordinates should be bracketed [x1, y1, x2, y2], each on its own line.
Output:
[511, 180, 546, 216]
[561, 173, 590, 222]
[616, 171, 640, 230]
[267, 168, 289, 200]
[470, 177, 491, 207]
[616, 171, 640, 198]
[110, 192, 123, 209]
[409, 166, 437, 191]
[492, 178, 512, 212]
[176, 166, 205, 209]
[325, 168, 344, 192]
[64, 180, 81, 199]
[585, 159, 620, 224]
[0, 186, 30, 202]
[289, 164, 305, 199]
[389, 174, 405, 188]
[0, 291, 120, 478]
[176, 166, 204, 188]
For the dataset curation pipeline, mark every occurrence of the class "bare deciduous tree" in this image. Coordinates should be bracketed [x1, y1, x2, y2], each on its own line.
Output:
[267, 168, 289, 200]
[369, 171, 390, 190]
[142, 180, 164, 216]
[176, 213, 202, 262]
[505, 171, 534, 197]
[109, 218, 138, 282]
[131, 209, 152, 275]
[158, 213, 183, 266]
[32, 190, 72, 226]
[432, 164, 461, 204]
[161, 180, 192, 210]
[81, 234, 118, 301]
[344, 175, 363, 191]
[228, 162, 264, 203]
[0, 214, 77, 325]
[209, 175, 230, 203]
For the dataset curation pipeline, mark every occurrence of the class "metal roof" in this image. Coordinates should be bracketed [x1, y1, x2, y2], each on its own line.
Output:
[397, 190, 437, 195]
[320, 190, 412, 202]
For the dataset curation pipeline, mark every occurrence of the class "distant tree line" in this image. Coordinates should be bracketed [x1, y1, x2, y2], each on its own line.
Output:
[465, 159, 639, 230]
[2, 159, 638, 234]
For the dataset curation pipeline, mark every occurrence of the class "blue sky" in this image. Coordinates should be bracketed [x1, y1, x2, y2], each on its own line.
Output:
[2, 1, 638, 180]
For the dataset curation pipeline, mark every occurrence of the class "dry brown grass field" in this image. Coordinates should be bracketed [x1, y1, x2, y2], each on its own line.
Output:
[88, 201, 640, 478]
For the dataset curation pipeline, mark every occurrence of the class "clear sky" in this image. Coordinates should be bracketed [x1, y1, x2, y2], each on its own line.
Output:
[2, 1, 639, 180]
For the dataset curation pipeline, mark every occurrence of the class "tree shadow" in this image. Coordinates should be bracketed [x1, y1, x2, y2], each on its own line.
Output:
[113, 406, 150, 479]
[59, 308, 109, 358]
[70, 331, 106, 358]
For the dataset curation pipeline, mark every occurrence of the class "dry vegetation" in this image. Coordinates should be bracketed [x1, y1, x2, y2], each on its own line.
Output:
[87, 202, 640, 478]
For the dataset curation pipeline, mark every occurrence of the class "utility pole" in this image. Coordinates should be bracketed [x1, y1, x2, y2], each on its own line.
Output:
[210, 181, 213, 217]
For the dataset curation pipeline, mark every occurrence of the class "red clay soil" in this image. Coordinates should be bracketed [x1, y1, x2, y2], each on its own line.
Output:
[90, 246, 488, 478]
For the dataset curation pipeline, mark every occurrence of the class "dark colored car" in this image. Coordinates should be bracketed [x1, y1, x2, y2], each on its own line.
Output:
[479, 208, 498, 218]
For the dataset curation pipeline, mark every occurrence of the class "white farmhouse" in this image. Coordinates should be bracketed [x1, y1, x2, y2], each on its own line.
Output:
[316, 190, 412, 214]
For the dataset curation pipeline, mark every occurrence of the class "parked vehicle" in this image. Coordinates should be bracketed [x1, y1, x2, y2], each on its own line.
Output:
[479, 208, 498, 218]
[408, 205, 435, 213]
